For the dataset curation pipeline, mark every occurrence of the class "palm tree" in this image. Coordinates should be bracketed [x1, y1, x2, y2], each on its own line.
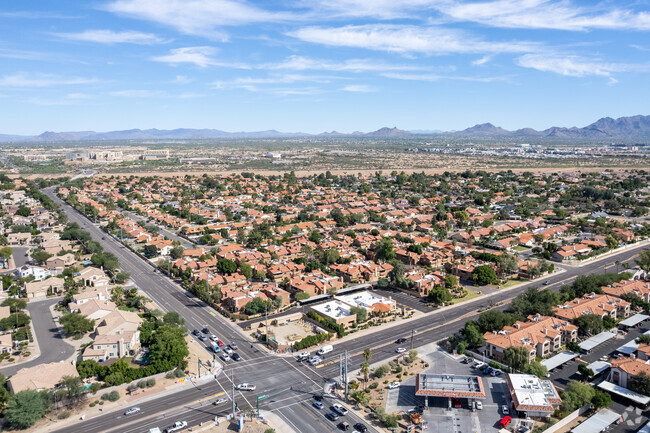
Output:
[363, 348, 372, 364]
[615, 260, 621, 274]
[360, 362, 369, 389]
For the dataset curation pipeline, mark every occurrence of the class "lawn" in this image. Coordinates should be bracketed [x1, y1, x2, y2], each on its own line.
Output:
[451, 288, 482, 305]
[514, 246, 529, 252]
[500, 278, 525, 289]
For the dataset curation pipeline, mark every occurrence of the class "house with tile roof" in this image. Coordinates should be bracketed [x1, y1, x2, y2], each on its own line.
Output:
[609, 356, 650, 388]
[553, 293, 630, 322]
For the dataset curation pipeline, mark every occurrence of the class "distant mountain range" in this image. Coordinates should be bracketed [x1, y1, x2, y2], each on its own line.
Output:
[2, 115, 649, 143]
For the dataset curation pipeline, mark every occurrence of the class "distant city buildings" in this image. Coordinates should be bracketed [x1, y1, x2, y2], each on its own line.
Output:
[66, 150, 123, 163]
[140, 149, 169, 160]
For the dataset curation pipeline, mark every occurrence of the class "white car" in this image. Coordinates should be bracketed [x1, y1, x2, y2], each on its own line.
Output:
[502, 405, 509, 415]
[210, 334, 218, 342]
[221, 354, 230, 362]
[164, 421, 188, 433]
[308, 356, 322, 366]
[396, 347, 407, 353]
[236, 383, 257, 391]
[332, 403, 348, 416]
[388, 382, 401, 389]
[300, 351, 310, 358]
[224, 346, 234, 355]
[124, 406, 141, 415]
[475, 401, 483, 410]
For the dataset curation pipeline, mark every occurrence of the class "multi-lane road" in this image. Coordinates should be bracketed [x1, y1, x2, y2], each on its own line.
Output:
[45, 187, 650, 433]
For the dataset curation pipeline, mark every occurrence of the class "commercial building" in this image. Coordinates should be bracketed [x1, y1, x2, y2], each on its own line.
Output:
[310, 300, 356, 327]
[141, 149, 170, 160]
[66, 151, 123, 163]
[336, 291, 396, 314]
[505, 374, 562, 419]
[414, 374, 486, 409]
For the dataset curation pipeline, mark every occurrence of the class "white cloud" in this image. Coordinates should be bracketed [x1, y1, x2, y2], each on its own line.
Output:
[381, 72, 506, 82]
[436, 0, 650, 31]
[515, 54, 628, 77]
[472, 55, 493, 66]
[104, 0, 296, 38]
[300, 0, 437, 19]
[26, 93, 93, 106]
[212, 74, 331, 89]
[288, 25, 537, 54]
[152, 46, 250, 68]
[341, 84, 376, 92]
[110, 89, 163, 97]
[266, 55, 424, 72]
[174, 75, 193, 84]
[0, 73, 97, 87]
[54, 29, 165, 44]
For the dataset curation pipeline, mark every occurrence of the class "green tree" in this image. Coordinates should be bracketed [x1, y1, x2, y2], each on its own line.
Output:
[0, 246, 13, 261]
[16, 205, 31, 217]
[560, 381, 596, 413]
[578, 364, 594, 381]
[591, 390, 612, 408]
[629, 372, 650, 396]
[149, 324, 189, 372]
[352, 390, 369, 406]
[4, 390, 47, 429]
[478, 310, 518, 333]
[59, 313, 95, 339]
[170, 246, 185, 259]
[504, 346, 530, 371]
[295, 292, 310, 301]
[427, 284, 452, 305]
[363, 348, 372, 363]
[566, 341, 581, 353]
[113, 271, 130, 284]
[2, 297, 26, 313]
[143, 244, 158, 259]
[0, 312, 30, 330]
[472, 265, 498, 285]
[523, 361, 548, 378]
[360, 362, 369, 388]
[574, 315, 604, 336]
[239, 261, 253, 279]
[31, 249, 52, 265]
[444, 274, 459, 290]
[636, 250, 650, 274]
[350, 306, 368, 323]
[163, 311, 185, 327]
[374, 237, 396, 263]
[462, 321, 484, 348]
[217, 259, 237, 275]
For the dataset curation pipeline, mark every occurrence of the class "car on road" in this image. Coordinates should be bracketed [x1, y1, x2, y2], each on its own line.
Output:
[395, 337, 407, 344]
[388, 381, 400, 389]
[308, 356, 322, 366]
[210, 335, 218, 342]
[199, 334, 207, 341]
[220, 354, 230, 362]
[202, 327, 210, 334]
[229, 342, 238, 350]
[543, 280, 550, 285]
[214, 398, 228, 405]
[313, 401, 324, 409]
[502, 405, 509, 415]
[216, 339, 224, 347]
[124, 406, 141, 415]
[313, 394, 323, 401]
[338, 421, 350, 430]
[232, 352, 242, 361]
[354, 423, 368, 432]
[210, 344, 220, 353]
[300, 351, 310, 358]
[325, 412, 340, 421]
[192, 329, 200, 336]
[224, 346, 234, 355]
[164, 421, 188, 433]
[396, 347, 406, 353]
[235, 383, 257, 391]
[499, 416, 512, 428]
[332, 404, 348, 416]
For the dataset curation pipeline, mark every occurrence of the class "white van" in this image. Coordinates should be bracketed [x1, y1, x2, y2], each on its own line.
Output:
[317, 345, 333, 355]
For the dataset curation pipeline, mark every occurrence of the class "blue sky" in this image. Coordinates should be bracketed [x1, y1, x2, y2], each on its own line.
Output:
[1, 0, 649, 135]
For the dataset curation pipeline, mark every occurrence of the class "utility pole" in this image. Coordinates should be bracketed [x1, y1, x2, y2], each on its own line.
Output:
[410, 328, 417, 351]
[231, 369, 236, 419]
[344, 350, 349, 400]
[265, 305, 269, 347]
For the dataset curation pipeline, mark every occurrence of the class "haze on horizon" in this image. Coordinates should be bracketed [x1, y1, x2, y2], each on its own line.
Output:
[1, 0, 649, 135]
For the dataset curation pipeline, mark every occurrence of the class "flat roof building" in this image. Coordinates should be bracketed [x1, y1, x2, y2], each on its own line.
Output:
[505, 374, 562, 419]
[336, 291, 396, 314]
[310, 300, 356, 327]
[415, 374, 486, 408]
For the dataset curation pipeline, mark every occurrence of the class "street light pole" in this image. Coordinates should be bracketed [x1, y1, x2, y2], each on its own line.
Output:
[265, 305, 269, 347]
[410, 328, 417, 351]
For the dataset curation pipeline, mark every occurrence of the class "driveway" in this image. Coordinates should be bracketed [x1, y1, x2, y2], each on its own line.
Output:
[0, 297, 75, 377]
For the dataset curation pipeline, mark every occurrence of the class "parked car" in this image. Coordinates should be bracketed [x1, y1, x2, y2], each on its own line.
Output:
[475, 401, 483, 410]
[499, 416, 512, 428]
[236, 383, 256, 391]
[313, 401, 324, 409]
[124, 406, 141, 416]
[502, 405, 509, 415]
[388, 381, 400, 389]
[453, 398, 461, 408]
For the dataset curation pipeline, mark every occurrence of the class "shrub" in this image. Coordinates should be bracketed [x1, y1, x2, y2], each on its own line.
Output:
[146, 378, 156, 387]
[101, 391, 120, 402]
[58, 411, 70, 419]
[369, 382, 378, 389]
[374, 366, 385, 378]
[174, 369, 185, 378]
[88, 383, 101, 394]
[489, 361, 502, 369]
[293, 332, 332, 351]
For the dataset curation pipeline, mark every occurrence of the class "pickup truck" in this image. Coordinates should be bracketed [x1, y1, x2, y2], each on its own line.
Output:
[164, 421, 187, 433]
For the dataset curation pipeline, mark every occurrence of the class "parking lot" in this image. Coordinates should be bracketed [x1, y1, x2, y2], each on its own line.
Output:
[384, 346, 515, 432]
